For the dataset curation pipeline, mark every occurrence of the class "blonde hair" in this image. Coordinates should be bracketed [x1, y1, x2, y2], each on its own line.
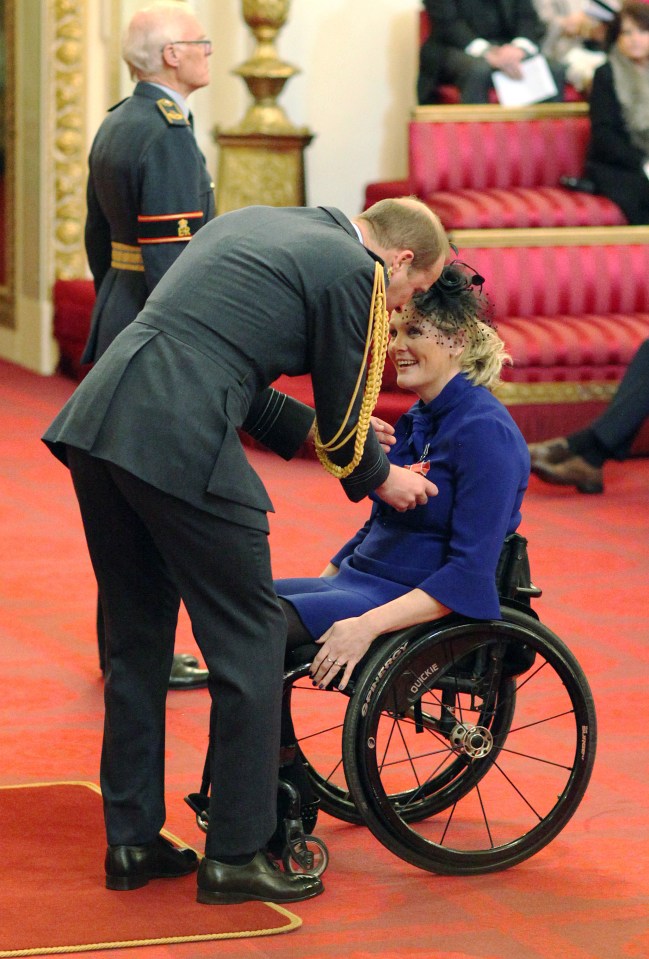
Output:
[459, 322, 511, 390]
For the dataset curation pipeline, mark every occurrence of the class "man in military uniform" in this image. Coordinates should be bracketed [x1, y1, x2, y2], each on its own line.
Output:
[83, 1, 215, 689]
[43, 197, 449, 904]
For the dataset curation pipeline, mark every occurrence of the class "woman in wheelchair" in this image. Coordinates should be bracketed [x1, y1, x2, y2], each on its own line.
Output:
[276, 261, 529, 690]
[191, 263, 595, 876]
[268, 262, 529, 864]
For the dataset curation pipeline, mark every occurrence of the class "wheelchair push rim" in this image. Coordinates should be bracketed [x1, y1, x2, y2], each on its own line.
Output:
[343, 609, 597, 876]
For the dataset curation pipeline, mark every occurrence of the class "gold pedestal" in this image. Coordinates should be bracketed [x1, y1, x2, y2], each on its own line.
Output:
[215, 0, 314, 213]
[216, 131, 314, 212]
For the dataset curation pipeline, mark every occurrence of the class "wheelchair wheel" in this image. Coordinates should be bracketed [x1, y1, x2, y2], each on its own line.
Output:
[287, 672, 362, 824]
[344, 607, 597, 875]
[287, 637, 516, 825]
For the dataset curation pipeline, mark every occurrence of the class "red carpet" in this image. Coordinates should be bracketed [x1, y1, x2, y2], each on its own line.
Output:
[0, 782, 299, 957]
[1, 358, 648, 958]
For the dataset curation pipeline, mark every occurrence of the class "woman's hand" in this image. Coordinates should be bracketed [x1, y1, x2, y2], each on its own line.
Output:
[310, 616, 377, 691]
[370, 415, 396, 452]
[375, 463, 438, 511]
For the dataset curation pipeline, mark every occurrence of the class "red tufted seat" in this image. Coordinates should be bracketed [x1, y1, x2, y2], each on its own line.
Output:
[407, 107, 626, 230]
[428, 186, 624, 229]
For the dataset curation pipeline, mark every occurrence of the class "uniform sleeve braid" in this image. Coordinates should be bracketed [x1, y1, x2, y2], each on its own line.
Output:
[314, 261, 390, 479]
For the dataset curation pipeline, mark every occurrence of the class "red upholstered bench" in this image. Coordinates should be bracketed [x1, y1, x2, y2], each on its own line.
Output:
[52, 278, 95, 380]
[461, 234, 649, 447]
[364, 104, 625, 230]
[410, 105, 625, 229]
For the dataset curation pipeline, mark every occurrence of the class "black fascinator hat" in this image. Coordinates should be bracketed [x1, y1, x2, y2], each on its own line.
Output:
[411, 259, 493, 334]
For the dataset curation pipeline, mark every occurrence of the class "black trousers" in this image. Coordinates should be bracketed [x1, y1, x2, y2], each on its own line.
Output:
[67, 448, 286, 858]
[434, 46, 566, 104]
[569, 338, 649, 465]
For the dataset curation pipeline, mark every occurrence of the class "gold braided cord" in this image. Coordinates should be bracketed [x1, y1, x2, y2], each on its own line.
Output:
[314, 262, 390, 479]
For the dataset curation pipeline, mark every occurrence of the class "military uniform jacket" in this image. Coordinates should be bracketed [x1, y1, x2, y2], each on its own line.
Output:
[44, 206, 391, 530]
[82, 81, 215, 363]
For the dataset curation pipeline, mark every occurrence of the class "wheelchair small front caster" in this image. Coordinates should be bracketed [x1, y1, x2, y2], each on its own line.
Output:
[184, 792, 210, 833]
[283, 834, 329, 877]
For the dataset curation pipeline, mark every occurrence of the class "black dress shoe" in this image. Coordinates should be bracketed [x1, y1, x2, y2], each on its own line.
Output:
[196, 851, 324, 905]
[169, 655, 209, 690]
[106, 835, 198, 890]
[174, 652, 200, 668]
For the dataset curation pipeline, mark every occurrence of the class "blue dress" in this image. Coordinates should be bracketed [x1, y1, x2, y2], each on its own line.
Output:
[276, 373, 530, 638]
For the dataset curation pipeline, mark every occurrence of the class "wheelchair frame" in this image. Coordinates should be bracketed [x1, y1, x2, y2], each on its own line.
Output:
[189, 534, 597, 877]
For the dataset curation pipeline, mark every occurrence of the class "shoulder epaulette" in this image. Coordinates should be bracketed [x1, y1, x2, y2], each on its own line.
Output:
[156, 98, 189, 126]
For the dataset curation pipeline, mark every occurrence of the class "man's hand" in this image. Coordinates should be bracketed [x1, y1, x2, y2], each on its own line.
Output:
[485, 43, 525, 79]
[375, 463, 438, 511]
[370, 415, 396, 453]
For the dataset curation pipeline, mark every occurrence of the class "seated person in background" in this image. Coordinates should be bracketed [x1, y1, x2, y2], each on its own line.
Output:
[418, 0, 567, 104]
[529, 338, 649, 494]
[533, 0, 608, 94]
[584, 2, 649, 225]
[274, 262, 530, 697]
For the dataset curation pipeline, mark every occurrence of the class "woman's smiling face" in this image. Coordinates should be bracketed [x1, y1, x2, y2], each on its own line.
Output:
[387, 304, 464, 404]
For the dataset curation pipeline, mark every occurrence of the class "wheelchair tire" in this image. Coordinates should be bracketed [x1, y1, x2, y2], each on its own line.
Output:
[289, 636, 516, 825]
[288, 674, 363, 824]
[343, 607, 597, 875]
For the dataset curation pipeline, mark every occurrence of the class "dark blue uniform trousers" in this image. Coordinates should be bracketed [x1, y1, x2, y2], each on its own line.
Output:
[66, 447, 286, 858]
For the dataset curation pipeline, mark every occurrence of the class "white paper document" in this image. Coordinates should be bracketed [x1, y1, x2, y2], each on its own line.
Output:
[492, 54, 558, 107]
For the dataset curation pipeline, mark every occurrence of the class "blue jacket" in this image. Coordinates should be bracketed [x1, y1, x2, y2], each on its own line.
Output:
[277, 373, 530, 635]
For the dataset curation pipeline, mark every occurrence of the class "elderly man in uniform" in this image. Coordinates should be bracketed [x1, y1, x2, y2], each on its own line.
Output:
[83, 0, 215, 689]
[43, 197, 450, 905]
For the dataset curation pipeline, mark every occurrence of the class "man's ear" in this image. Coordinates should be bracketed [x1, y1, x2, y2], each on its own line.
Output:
[394, 250, 414, 271]
[161, 43, 178, 68]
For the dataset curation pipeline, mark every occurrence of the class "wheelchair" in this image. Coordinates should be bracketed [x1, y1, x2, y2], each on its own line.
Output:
[188, 534, 597, 877]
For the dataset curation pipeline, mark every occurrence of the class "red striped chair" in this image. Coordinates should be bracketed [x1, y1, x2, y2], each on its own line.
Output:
[409, 105, 625, 229]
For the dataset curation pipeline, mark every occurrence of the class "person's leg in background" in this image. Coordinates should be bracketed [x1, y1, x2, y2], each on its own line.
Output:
[97, 586, 208, 690]
[530, 339, 649, 492]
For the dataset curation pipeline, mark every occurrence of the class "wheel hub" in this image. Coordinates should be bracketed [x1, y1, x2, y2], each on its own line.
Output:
[449, 722, 493, 758]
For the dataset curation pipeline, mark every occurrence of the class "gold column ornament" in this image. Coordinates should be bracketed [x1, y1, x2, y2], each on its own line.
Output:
[215, 0, 314, 213]
[52, 0, 87, 280]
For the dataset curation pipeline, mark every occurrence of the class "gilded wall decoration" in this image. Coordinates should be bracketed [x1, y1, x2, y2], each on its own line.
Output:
[52, 0, 86, 279]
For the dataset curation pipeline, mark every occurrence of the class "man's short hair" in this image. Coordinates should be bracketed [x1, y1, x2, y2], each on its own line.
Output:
[357, 197, 449, 271]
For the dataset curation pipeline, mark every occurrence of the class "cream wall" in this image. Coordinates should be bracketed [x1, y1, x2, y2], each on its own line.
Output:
[97, 0, 422, 213]
[2, 0, 423, 374]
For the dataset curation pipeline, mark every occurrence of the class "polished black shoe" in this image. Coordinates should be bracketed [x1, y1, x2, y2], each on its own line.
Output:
[174, 652, 200, 668]
[196, 851, 324, 905]
[106, 835, 198, 890]
[169, 654, 209, 690]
